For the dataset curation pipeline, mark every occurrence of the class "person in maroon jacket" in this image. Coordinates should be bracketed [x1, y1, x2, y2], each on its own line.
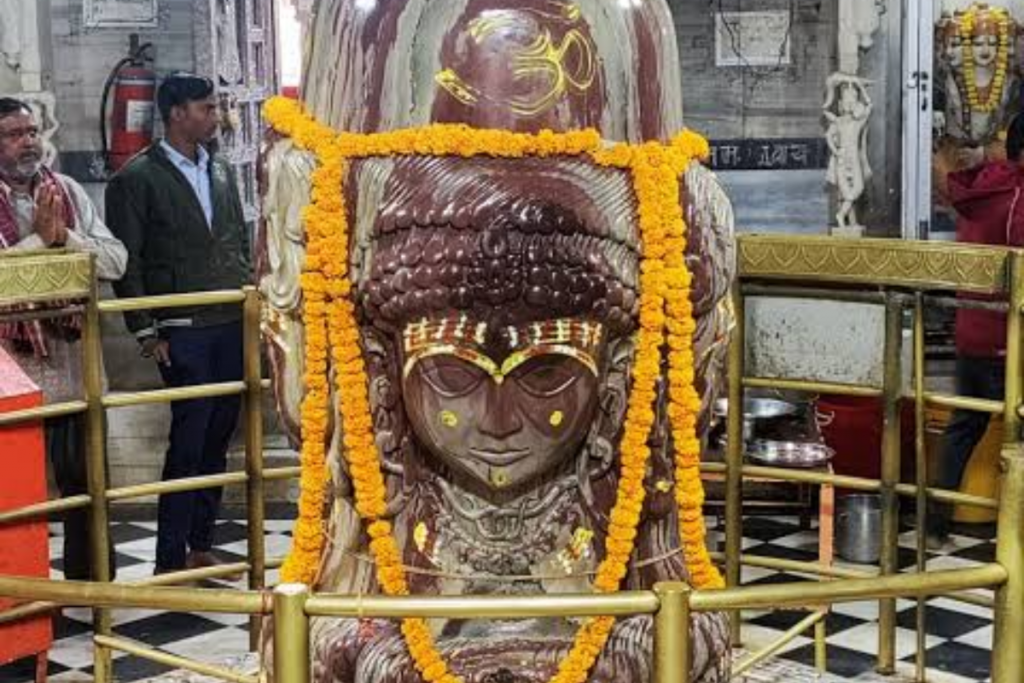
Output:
[929, 114, 1024, 546]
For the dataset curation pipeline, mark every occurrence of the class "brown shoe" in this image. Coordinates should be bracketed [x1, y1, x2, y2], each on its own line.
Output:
[186, 550, 245, 582]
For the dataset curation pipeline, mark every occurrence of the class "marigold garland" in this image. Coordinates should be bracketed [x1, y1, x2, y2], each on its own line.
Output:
[959, 4, 1011, 114]
[265, 95, 723, 683]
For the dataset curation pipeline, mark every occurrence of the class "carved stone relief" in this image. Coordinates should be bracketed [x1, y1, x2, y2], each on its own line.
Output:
[825, 0, 884, 237]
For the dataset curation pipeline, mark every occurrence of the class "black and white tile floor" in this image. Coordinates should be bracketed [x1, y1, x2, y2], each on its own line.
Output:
[0, 516, 999, 682]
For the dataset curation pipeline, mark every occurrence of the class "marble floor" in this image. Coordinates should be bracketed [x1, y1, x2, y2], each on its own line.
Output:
[0, 515, 998, 682]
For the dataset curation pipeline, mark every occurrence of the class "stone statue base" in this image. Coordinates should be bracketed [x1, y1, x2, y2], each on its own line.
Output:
[830, 225, 865, 238]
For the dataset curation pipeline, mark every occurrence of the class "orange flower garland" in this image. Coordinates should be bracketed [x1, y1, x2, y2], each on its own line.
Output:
[265, 95, 723, 683]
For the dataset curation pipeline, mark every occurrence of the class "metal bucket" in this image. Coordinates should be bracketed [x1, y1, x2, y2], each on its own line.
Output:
[836, 494, 882, 564]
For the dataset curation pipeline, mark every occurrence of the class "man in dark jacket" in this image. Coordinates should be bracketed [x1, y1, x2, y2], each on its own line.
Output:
[106, 74, 251, 574]
[929, 114, 1024, 546]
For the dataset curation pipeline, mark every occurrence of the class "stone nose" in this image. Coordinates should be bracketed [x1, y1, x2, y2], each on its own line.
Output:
[476, 380, 524, 439]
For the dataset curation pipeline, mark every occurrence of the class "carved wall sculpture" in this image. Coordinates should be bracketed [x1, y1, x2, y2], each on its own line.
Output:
[824, 74, 873, 234]
[259, 2, 737, 682]
[824, 0, 884, 238]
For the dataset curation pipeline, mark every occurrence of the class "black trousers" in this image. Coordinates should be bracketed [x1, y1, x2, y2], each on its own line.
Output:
[155, 322, 243, 570]
[929, 356, 1005, 536]
[46, 413, 115, 580]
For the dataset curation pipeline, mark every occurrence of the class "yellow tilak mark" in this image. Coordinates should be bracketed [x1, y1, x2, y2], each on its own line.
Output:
[439, 410, 459, 428]
[549, 410, 565, 427]
[435, 68, 480, 107]
[414, 522, 429, 553]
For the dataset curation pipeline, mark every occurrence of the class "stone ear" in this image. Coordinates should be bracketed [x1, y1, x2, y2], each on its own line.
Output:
[583, 336, 635, 475]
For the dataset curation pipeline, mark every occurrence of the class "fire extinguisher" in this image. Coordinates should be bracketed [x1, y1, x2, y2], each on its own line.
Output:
[101, 36, 156, 173]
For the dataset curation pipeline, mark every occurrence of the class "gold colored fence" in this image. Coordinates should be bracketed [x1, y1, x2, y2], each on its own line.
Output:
[0, 236, 1019, 683]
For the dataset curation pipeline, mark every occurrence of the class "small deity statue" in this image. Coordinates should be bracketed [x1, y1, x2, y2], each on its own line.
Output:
[936, 4, 1018, 146]
[259, 1, 737, 681]
[824, 74, 873, 235]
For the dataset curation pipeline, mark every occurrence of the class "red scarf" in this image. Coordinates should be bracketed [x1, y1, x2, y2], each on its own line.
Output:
[0, 168, 81, 358]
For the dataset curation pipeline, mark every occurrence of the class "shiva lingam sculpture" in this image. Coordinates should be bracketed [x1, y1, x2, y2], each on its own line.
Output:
[258, 1, 736, 681]
[934, 3, 1020, 204]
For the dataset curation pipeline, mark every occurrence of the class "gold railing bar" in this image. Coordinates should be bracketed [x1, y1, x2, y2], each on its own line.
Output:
[688, 565, 1007, 612]
[0, 400, 87, 427]
[0, 575, 268, 614]
[0, 494, 92, 525]
[701, 463, 1000, 509]
[736, 235, 1010, 293]
[265, 466, 301, 481]
[108, 472, 248, 502]
[266, 556, 285, 570]
[924, 393, 1005, 414]
[106, 466, 300, 502]
[97, 290, 246, 313]
[744, 376, 882, 397]
[0, 563, 253, 624]
[102, 382, 246, 408]
[732, 609, 827, 677]
[94, 635, 260, 683]
[705, 553, 996, 609]
[0, 600, 56, 626]
[133, 563, 250, 587]
[305, 590, 661, 619]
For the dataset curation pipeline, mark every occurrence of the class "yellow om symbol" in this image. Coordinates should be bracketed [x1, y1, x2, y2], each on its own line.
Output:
[436, 2, 597, 116]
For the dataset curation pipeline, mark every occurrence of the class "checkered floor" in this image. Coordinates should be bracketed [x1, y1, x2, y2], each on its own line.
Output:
[0, 515, 999, 682]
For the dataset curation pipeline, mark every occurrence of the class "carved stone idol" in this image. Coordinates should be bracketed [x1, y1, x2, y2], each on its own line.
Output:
[824, 74, 873, 236]
[936, 4, 1019, 147]
[259, 1, 737, 681]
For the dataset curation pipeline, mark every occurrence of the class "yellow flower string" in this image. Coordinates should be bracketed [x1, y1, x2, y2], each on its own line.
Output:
[960, 4, 1011, 114]
[265, 95, 721, 683]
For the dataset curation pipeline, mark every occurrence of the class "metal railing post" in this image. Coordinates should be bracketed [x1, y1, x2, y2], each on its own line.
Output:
[82, 258, 114, 681]
[1003, 252, 1023, 444]
[993, 448, 1024, 682]
[273, 584, 310, 683]
[877, 293, 903, 674]
[654, 582, 691, 683]
[243, 286, 266, 651]
[724, 286, 745, 646]
[994, 251, 1024, 682]
[913, 294, 929, 683]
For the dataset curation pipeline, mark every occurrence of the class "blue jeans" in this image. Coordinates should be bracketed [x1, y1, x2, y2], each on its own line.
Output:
[155, 321, 243, 570]
[930, 356, 1005, 536]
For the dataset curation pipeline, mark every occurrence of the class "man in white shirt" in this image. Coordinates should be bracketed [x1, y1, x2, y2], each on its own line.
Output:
[0, 97, 127, 580]
[106, 74, 250, 577]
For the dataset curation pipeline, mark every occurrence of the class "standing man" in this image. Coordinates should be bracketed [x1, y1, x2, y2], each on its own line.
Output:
[929, 113, 1024, 547]
[0, 97, 127, 579]
[106, 74, 251, 575]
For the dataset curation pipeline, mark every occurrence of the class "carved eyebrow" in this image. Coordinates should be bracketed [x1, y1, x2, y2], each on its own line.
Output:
[404, 344, 598, 382]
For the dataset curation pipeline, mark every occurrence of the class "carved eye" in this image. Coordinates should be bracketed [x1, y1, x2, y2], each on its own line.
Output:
[515, 357, 579, 398]
[417, 357, 486, 397]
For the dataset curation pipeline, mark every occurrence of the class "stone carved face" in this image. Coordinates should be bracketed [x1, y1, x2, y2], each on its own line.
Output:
[401, 317, 603, 490]
[973, 15, 1000, 67]
[940, 20, 964, 68]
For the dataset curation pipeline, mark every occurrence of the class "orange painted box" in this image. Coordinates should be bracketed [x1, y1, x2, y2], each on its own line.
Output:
[0, 345, 53, 667]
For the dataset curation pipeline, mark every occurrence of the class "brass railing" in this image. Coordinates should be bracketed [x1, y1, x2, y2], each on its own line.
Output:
[0, 236, 1020, 683]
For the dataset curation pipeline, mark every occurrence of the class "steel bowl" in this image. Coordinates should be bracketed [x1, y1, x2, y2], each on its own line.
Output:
[713, 398, 798, 441]
[746, 439, 834, 469]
